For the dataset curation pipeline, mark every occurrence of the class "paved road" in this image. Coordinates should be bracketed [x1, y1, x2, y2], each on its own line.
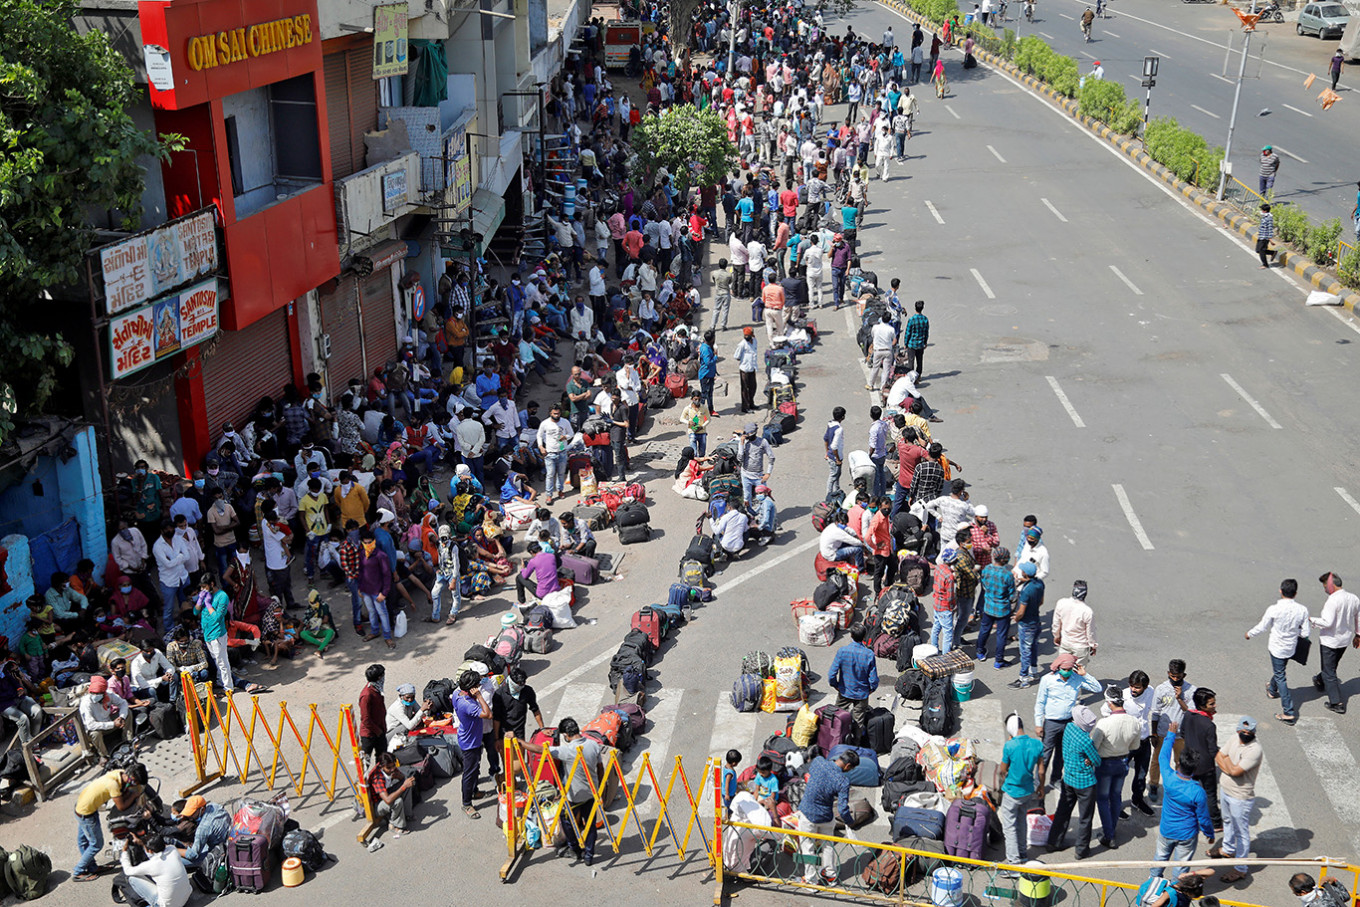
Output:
[998, 0, 1360, 227]
[21, 5, 1360, 904]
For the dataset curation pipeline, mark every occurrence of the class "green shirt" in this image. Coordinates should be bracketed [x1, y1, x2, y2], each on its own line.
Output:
[1001, 735, 1044, 798]
[17, 631, 43, 657]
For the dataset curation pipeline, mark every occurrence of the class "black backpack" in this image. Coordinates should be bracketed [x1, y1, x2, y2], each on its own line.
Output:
[646, 384, 671, 409]
[423, 678, 455, 716]
[813, 571, 849, 609]
[281, 829, 328, 870]
[919, 676, 956, 736]
[895, 668, 927, 701]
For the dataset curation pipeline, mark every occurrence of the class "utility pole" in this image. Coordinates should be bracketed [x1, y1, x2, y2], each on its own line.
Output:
[1216, 0, 1257, 200]
[727, 0, 740, 76]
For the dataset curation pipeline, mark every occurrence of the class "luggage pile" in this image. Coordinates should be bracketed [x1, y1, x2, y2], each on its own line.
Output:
[604, 581, 708, 706]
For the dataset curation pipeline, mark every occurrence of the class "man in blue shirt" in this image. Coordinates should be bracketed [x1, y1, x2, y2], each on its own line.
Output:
[452, 670, 492, 819]
[1035, 654, 1102, 790]
[475, 358, 502, 409]
[828, 625, 879, 730]
[998, 714, 1045, 869]
[1149, 727, 1214, 880]
[698, 330, 719, 414]
[797, 751, 859, 882]
[1010, 563, 1045, 688]
[868, 406, 891, 498]
[1047, 705, 1102, 858]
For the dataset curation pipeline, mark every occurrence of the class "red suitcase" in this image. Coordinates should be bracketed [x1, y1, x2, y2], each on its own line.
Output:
[666, 373, 689, 398]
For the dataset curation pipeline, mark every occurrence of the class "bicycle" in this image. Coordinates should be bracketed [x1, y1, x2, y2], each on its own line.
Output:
[994, 1, 1009, 23]
[1081, 18, 1092, 40]
[1024, 1, 1035, 21]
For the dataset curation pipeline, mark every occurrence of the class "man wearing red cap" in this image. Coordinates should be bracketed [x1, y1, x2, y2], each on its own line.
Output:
[79, 674, 130, 758]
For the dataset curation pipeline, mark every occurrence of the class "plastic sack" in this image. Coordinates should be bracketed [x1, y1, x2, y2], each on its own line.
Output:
[541, 589, 576, 629]
[230, 798, 286, 847]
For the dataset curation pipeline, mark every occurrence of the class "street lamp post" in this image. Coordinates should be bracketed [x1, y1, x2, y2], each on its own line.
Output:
[1141, 54, 1159, 142]
[1216, 1, 1257, 200]
[727, 0, 740, 76]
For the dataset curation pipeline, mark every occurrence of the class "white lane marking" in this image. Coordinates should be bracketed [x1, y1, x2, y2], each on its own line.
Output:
[1274, 145, 1309, 163]
[1080, 51, 1097, 60]
[878, 0, 1319, 304]
[1042, 198, 1068, 222]
[1295, 717, 1360, 861]
[1335, 487, 1360, 517]
[925, 200, 946, 224]
[1109, 264, 1144, 295]
[970, 268, 997, 299]
[1325, 306, 1360, 337]
[1190, 103, 1222, 120]
[1149, 49, 1171, 59]
[1283, 103, 1315, 118]
[548, 681, 608, 728]
[1210, 72, 1234, 84]
[539, 536, 820, 698]
[710, 690, 757, 759]
[1214, 715, 1301, 854]
[1221, 373, 1283, 429]
[987, 144, 1008, 163]
[1060, 0, 1312, 77]
[1058, 11, 1075, 18]
[1112, 484, 1155, 550]
[1045, 376, 1087, 428]
[635, 689, 682, 770]
[1106, 29, 1121, 37]
[713, 537, 821, 596]
[1039, 31, 1055, 38]
[945, 104, 961, 119]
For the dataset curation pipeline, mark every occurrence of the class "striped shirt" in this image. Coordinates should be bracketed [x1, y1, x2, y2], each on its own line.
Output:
[1258, 212, 1275, 241]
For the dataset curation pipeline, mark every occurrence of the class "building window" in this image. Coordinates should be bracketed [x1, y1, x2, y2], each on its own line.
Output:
[224, 115, 245, 197]
[269, 74, 322, 181]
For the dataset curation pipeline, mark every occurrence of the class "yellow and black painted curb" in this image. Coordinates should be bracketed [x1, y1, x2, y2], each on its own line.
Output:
[874, 0, 1360, 314]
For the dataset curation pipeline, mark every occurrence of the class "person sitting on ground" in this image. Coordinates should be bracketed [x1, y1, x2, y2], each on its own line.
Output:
[165, 626, 209, 684]
[300, 589, 337, 657]
[711, 503, 751, 558]
[368, 752, 416, 838]
[748, 754, 782, 814]
[386, 683, 431, 745]
[748, 485, 779, 545]
[523, 507, 564, 549]
[819, 511, 866, 567]
[129, 640, 176, 704]
[117, 832, 192, 907]
[673, 446, 716, 496]
[174, 796, 230, 870]
[80, 674, 131, 759]
[559, 512, 598, 559]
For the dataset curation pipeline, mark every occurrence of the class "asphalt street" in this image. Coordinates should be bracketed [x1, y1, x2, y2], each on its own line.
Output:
[1000, 0, 1360, 226]
[19, 5, 1360, 905]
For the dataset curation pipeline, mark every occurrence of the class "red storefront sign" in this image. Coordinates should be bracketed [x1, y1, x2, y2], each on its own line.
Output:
[139, 0, 322, 110]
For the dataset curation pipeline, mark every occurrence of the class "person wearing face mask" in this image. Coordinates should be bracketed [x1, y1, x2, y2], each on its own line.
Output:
[386, 682, 430, 746]
[112, 519, 160, 606]
[367, 752, 416, 837]
[130, 640, 176, 705]
[129, 459, 164, 543]
[110, 576, 152, 625]
[1211, 717, 1262, 883]
[204, 489, 239, 579]
[165, 626, 209, 685]
[1034, 653, 1102, 798]
[153, 520, 192, 631]
[194, 574, 234, 693]
[1045, 704, 1101, 859]
[257, 501, 297, 612]
[168, 482, 202, 532]
[333, 470, 370, 530]
[358, 664, 387, 763]
[747, 485, 780, 546]
[357, 528, 395, 647]
[452, 669, 493, 819]
[1052, 580, 1098, 667]
[492, 666, 544, 773]
[1180, 687, 1222, 843]
[80, 674, 131, 758]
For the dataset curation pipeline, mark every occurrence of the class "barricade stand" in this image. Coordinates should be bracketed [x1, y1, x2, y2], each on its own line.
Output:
[178, 671, 375, 842]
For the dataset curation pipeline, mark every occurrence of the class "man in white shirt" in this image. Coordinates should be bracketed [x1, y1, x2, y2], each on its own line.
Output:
[152, 523, 191, 630]
[130, 640, 176, 704]
[1091, 683, 1142, 849]
[258, 501, 297, 610]
[1246, 578, 1311, 722]
[536, 404, 575, 504]
[453, 406, 488, 484]
[1014, 528, 1050, 582]
[482, 389, 521, 454]
[712, 507, 750, 556]
[1310, 571, 1360, 714]
[80, 676, 130, 756]
[819, 515, 865, 567]
[866, 312, 897, 391]
[1051, 580, 1097, 666]
[823, 407, 846, 498]
[119, 836, 192, 907]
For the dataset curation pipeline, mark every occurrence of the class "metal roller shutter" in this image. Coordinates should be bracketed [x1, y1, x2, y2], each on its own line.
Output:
[319, 275, 365, 393]
[323, 48, 378, 181]
[201, 308, 294, 432]
[346, 49, 378, 169]
[359, 268, 398, 374]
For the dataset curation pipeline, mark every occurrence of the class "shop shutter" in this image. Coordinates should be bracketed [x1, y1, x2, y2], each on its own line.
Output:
[318, 275, 365, 393]
[324, 52, 354, 179]
[323, 48, 379, 180]
[359, 269, 398, 374]
[346, 49, 379, 171]
[201, 308, 294, 433]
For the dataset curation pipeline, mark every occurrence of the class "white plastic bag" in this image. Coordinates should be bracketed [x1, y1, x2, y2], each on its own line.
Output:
[798, 612, 836, 647]
[541, 588, 577, 629]
[1306, 290, 1342, 306]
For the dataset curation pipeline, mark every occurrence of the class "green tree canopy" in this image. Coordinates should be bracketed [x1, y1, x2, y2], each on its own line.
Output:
[630, 106, 737, 197]
[0, 0, 171, 440]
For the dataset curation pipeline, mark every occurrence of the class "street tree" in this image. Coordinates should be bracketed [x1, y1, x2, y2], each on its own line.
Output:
[0, 0, 176, 442]
[630, 106, 738, 196]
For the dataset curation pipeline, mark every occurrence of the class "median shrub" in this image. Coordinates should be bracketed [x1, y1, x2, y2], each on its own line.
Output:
[1307, 218, 1343, 266]
[1078, 79, 1142, 134]
[1339, 247, 1360, 289]
[1143, 117, 1222, 189]
[1271, 204, 1310, 246]
[915, 0, 959, 22]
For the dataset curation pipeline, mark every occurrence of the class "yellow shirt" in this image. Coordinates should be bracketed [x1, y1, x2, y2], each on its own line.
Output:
[334, 484, 369, 528]
[300, 493, 332, 538]
[76, 771, 124, 816]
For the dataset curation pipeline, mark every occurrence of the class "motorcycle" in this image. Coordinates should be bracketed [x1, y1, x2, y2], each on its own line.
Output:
[1256, 1, 1285, 21]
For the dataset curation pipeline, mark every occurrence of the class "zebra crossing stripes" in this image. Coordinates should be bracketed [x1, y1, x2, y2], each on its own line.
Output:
[1214, 714, 1301, 856]
[1294, 717, 1360, 861]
